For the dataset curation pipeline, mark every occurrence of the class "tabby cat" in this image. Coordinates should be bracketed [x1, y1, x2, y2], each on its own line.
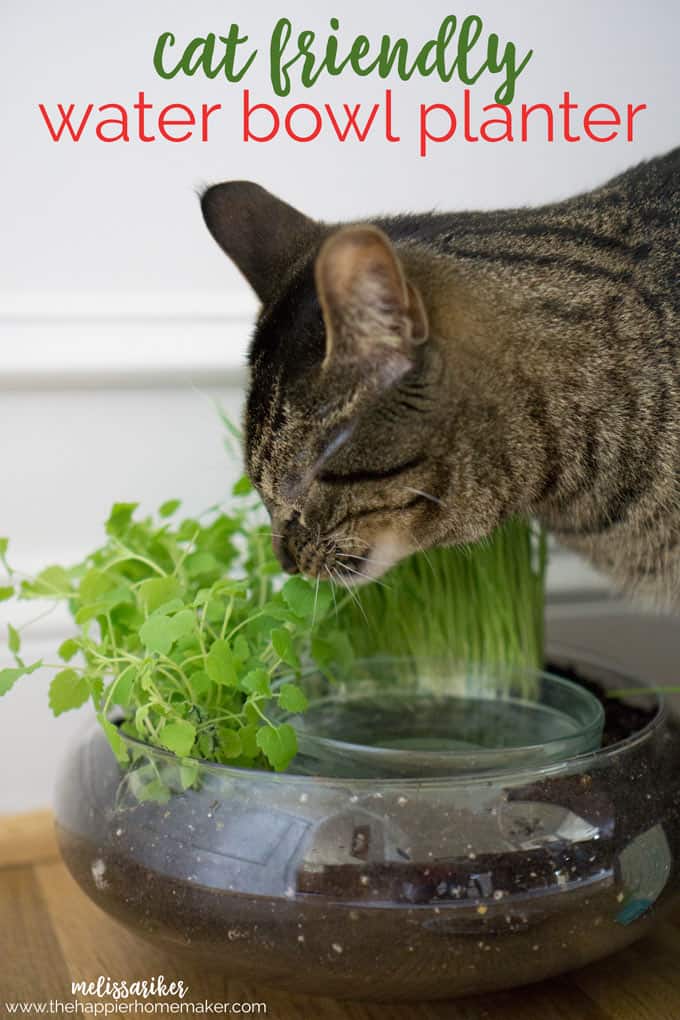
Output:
[201, 147, 680, 606]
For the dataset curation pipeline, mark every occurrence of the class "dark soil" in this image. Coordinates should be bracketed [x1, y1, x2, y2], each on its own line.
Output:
[546, 660, 658, 746]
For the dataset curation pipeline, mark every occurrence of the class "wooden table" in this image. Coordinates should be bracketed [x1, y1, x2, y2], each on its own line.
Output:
[2, 811, 680, 1019]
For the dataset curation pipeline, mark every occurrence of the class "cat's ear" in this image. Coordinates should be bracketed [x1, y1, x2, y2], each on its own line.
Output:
[200, 182, 320, 305]
[315, 226, 428, 385]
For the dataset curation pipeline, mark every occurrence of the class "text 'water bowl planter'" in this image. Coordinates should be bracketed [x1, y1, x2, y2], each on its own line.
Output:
[55, 649, 680, 1001]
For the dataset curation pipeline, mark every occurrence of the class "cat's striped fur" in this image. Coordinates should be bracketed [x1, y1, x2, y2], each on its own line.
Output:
[201, 147, 680, 605]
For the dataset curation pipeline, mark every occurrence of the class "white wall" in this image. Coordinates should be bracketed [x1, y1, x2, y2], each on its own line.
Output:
[2, 0, 677, 304]
[2, 0, 677, 377]
[1, 0, 677, 811]
[0, 387, 245, 813]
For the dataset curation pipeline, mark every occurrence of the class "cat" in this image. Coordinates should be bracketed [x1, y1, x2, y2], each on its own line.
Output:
[201, 147, 680, 607]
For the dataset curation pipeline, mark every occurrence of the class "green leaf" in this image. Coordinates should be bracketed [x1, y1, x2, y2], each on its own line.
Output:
[139, 614, 175, 655]
[312, 632, 354, 670]
[75, 585, 132, 625]
[49, 669, 90, 716]
[109, 665, 138, 708]
[7, 624, 20, 656]
[177, 518, 201, 541]
[79, 568, 116, 604]
[138, 576, 181, 613]
[185, 552, 220, 578]
[310, 636, 334, 668]
[238, 723, 259, 759]
[179, 762, 199, 789]
[159, 499, 181, 518]
[0, 660, 41, 697]
[58, 638, 79, 662]
[256, 723, 298, 771]
[242, 700, 259, 725]
[218, 727, 242, 758]
[203, 597, 227, 625]
[135, 777, 170, 803]
[259, 599, 299, 622]
[0, 538, 8, 558]
[233, 634, 250, 663]
[271, 628, 299, 669]
[241, 668, 271, 697]
[97, 714, 129, 765]
[232, 475, 253, 496]
[23, 565, 72, 598]
[198, 731, 215, 759]
[278, 683, 308, 714]
[313, 582, 334, 619]
[169, 608, 195, 641]
[330, 631, 355, 669]
[259, 559, 284, 576]
[206, 639, 238, 687]
[154, 598, 184, 616]
[0, 586, 14, 603]
[90, 676, 104, 704]
[281, 576, 318, 619]
[138, 607, 191, 656]
[105, 585, 134, 607]
[74, 602, 111, 625]
[105, 502, 139, 537]
[158, 718, 197, 757]
[188, 669, 212, 700]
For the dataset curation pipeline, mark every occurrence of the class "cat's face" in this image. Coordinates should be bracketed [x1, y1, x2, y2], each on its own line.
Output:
[201, 182, 446, 583]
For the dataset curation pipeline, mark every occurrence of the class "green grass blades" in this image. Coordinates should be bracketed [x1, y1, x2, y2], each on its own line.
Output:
[0, 482, 333, 773]
[320, 517, 549, 698]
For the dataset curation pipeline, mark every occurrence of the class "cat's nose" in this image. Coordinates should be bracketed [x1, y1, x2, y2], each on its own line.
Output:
[272, 533, 299, 574]
[271, 514, 300, 574]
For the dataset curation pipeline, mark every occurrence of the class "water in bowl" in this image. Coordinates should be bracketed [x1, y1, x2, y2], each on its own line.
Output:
[285, 664, 604, 778]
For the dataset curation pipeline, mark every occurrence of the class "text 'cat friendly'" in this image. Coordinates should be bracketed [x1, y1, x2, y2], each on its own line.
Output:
[153, 15, 531, 104]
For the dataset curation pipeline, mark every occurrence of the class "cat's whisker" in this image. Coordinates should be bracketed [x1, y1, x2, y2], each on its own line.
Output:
[336, 559, 376, 583]
[336, 556, 392, 588]
[324, 566, 339, 616]
[412, 535, 435, 573]
[404, 486, 447, 508]
[312, 574, 320, 626]
[336, 551, 393, 568]
[331, 566, 368, 623]
[332, 535, 388, 561]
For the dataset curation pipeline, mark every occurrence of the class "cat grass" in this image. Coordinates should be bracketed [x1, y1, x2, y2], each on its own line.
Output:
[327, 517, 549, 698]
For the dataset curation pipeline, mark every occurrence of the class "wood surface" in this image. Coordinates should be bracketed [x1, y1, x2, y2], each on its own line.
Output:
[1, 811, 679, 1019]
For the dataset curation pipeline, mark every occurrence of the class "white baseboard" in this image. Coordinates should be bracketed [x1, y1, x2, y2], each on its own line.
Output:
[0, 291, 257, 387]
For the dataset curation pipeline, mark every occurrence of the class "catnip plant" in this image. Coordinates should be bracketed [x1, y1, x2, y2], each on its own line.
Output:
[0, 480, 349, 772]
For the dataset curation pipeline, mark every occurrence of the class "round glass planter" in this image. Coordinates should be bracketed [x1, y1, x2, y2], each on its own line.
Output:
[279, 658, 604, 778]
[54, 650, 680, 1001]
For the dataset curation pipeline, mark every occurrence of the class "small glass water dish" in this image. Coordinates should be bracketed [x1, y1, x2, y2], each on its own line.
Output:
[279, 657, 605, 778]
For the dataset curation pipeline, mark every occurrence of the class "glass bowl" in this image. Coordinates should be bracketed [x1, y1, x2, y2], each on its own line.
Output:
[278, 658, 604, 778]
[54, 649, 680, 1001]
